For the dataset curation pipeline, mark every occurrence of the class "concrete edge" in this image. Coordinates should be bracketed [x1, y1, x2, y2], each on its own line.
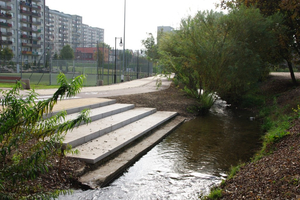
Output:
[78, 116, 186, 189]
[47, 99, 116, 118]
[78, 111, 177, 164]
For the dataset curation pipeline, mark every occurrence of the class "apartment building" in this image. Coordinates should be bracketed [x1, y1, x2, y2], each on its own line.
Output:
[44, 8, 104, 56]
[44, 8, 82, 56]
[0, 0, 46, 64]
[81, 24, 104, 48]
[0, 0, 104, 64]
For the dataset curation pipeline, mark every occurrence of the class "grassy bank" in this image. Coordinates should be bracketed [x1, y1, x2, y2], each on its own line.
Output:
[203, 74, 300, 199]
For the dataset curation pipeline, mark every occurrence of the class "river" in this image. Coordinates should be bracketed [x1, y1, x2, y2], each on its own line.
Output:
[59, 100, 262, 200]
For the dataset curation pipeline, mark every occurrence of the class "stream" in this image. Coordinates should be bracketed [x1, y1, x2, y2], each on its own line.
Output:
[59, 100, 262, 199]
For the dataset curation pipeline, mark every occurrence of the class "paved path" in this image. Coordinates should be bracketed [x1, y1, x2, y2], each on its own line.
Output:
[37, 75, 172, 98]
[0, 75, 173, 100]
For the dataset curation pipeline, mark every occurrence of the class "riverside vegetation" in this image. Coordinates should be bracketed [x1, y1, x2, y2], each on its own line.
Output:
[1, 0, 300, 198]
[203, 73, 300, 199]
[0, 73, 90, 199]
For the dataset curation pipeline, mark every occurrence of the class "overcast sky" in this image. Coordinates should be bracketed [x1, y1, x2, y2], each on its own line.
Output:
[46, 0, 222, 50]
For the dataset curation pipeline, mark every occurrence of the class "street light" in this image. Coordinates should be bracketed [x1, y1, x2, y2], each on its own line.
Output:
[122, 0, 126, 82]
[114, 37, 122, 84]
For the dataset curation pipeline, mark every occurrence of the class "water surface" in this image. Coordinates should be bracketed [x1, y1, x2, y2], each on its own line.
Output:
[59, 101, 262, 199]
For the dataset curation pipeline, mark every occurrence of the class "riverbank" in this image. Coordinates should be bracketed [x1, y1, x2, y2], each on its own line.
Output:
[207, 73, 300, 199]
[5, 73, 299, 198]
[6, 80, 201, 196]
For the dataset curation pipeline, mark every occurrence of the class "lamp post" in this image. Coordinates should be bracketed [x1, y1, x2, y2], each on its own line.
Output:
[122, 0, 126, 82]
[114, 37, 122, 84]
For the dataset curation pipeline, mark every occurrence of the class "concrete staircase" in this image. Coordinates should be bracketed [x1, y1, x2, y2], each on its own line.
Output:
[55, 98, 185, 188]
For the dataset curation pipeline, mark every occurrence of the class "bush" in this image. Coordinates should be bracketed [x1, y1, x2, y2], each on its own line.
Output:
[0, 73, 90, 199]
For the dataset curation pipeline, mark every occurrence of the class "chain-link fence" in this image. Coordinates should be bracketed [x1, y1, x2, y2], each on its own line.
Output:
[0, 53, 161, 86]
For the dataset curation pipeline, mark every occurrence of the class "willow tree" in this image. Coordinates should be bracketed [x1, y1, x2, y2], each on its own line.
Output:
[159, 7, 283, 104]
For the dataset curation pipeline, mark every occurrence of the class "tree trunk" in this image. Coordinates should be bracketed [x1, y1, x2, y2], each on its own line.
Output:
[286, 59, 298, 86]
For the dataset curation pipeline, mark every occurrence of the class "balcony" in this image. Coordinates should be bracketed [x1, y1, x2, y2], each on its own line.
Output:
[20, 18, 41, 25]
[32, 21, 41, 25]
[22, 42, 32, 47]
[0, 5, 12, 11]
[20, 1, 42, 10]
[32, 44, 41, 48]
[0, 40, 12, 45]
[20, 9, 41, 17]
[2, 0, 11, 2]
[32, 28, 41, 33]
[20, 9, 32, 16]
[31, 0, 41, 2]
[20, 26, 41, 33]
[0, 22, 12, 28]
[21, 34, 41, 40]
[0, 31, 12, 36]
[31, 4, 41, 10]
[32, 51, 41, 56]
[22, 51, 32, 55]
[0, 12, 12, 19]
[31, 12, 41, 17]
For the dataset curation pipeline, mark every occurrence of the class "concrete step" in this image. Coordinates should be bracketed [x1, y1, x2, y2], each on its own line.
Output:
[79, 116, 186, 188]
[63, 107, 157, 148]
[67, 111, 178, 164]
[49, 98, 116, 117]
[64, 103, 135, 124]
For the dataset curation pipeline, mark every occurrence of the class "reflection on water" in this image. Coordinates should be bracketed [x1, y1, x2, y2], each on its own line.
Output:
[59, 101, 262, 200]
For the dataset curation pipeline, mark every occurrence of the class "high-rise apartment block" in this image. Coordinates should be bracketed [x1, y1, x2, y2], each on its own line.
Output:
[44, 8, 82, 56]
[44, 7, 104, 57]
[0, 0, 46, 63]
[0, 0, 104, 64]
[82, 24, 104, 48]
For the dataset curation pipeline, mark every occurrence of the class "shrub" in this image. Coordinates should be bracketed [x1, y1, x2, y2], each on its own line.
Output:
[0, 73, 90, 199]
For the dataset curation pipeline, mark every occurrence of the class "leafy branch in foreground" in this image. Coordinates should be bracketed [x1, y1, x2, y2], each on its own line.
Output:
[0, 73, 90, 199]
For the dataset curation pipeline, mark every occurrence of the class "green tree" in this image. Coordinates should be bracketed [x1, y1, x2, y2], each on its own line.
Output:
[0, 47, 13, 65]
[142, 33, 160, 62]
[220, 0, 300, 85]
[159, 7, 282, 105]
[53, 52, 59, 60]
[0, 73, 90, 199]
[59, 45, 74, 60]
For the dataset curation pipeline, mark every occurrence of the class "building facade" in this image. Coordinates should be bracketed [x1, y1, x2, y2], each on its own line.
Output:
[0, 0, 105, 65]
[44, 8, 104, 57]
[75, 46, 109, 61]
[0, 0, 46, 64]
[81, 24, 104, 48]
[44, 8, 82, 57]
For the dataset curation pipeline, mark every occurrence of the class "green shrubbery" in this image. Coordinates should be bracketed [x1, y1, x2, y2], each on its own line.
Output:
[154, 6, 284, 113]
[0, 73, 90, 199]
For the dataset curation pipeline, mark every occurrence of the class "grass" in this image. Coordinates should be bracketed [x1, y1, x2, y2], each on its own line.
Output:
[201, 188, 223, 200]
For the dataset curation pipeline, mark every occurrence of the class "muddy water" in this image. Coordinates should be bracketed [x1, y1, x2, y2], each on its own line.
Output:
[59, 100, 262, 200]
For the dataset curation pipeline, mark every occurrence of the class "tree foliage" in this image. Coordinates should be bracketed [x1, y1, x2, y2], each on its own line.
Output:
[53, 52, 59, 60]
[59, 45, 74, 60]
[159, 7, 282, 104]
[220, 0, 300, 85]
[0, 73, 90, 199]
[142, 33, 160, 62]
[0, 47, 13, 64]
